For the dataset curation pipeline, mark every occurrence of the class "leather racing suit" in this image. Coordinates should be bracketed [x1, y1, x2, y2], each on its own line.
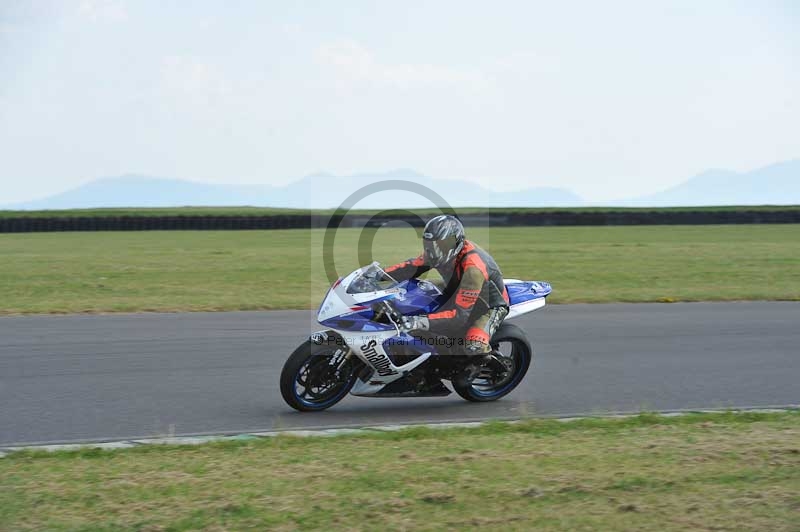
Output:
[385, 240, 510, 354]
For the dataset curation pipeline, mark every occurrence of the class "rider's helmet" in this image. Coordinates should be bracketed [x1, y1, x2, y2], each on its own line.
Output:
[422, 215, 465, 268]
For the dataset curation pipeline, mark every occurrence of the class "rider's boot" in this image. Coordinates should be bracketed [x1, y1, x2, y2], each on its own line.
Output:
[454, 307, 510, 387]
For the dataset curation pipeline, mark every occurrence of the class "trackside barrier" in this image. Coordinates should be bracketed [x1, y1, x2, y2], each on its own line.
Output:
[1, 210, 799, 233]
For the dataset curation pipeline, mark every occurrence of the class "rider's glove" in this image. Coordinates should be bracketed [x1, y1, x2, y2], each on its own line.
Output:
[401, 314, 430, 332]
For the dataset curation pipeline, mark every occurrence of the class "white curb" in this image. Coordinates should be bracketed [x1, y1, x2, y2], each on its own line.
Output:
[131, 437, 218, 445]
[1, 406, 796, 457]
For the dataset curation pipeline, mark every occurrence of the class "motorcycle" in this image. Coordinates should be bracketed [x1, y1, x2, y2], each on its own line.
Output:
[280, 262, 551, 411]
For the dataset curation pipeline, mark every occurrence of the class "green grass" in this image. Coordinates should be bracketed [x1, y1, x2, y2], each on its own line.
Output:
[1, 412, 798, 531]
[2, 205, 800, 218]
[1, 225, 799, 314]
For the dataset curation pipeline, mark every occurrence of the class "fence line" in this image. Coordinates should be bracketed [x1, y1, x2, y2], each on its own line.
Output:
[1, 210, 799, 233]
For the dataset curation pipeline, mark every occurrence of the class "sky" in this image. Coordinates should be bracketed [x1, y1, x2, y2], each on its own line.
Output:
[1, 0, 798, 204]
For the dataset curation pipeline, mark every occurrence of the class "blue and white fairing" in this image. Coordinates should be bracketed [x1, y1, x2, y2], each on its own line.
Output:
[313, 262, 550, 396]
[504, 279, 552, 318]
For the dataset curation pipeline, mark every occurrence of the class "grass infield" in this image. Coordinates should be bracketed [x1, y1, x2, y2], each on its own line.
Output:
[1, 225, 799, 314]
[1, 411, 798, 531]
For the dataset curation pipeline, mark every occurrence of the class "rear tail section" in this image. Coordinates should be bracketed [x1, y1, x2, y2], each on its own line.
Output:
[504, 280, 552, 319]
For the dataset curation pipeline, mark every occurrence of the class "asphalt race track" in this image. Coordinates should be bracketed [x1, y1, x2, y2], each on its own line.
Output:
[1, 302, 798, 446]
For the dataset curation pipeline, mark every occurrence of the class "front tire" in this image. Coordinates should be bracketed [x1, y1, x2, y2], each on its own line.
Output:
[280, 341, 359, 412]
[452, 322, 532, 402]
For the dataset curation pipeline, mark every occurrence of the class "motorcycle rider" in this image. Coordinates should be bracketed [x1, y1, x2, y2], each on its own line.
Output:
[384, 215, 510, 378]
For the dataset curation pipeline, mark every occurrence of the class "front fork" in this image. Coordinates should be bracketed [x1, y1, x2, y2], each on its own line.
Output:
[330, 347, 353, 372]
[309, 330, 354, 375]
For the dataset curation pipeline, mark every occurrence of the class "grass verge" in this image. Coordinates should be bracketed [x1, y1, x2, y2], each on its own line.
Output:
[1, 225, 799, 314]
[1, 411, 798, 531]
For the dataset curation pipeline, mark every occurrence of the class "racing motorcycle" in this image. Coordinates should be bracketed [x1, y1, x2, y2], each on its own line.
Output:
[280, 262, 551, 411]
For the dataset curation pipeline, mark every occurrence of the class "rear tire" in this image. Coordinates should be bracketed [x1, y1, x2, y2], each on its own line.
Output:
[280, 341, 358, 412]
[452, 322, 532, 402]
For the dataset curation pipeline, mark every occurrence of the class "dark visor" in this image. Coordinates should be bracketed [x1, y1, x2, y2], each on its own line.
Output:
[423, 236, 457, 264]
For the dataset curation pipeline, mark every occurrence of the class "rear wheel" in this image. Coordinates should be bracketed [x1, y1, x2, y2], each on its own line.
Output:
[452, 322, 532, 402]
[280, 341, 359, 412]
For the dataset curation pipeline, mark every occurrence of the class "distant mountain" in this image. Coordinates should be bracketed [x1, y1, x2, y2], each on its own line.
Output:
[5, 175, 277, 209]
[622, 160, 800, 206]
[4, 170, 583, 210]
[5, 160, 799, 210]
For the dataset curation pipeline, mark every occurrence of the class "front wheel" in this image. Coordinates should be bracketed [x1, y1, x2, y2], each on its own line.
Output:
[452, 322, 532, 402]
[280, 341, 359, 412]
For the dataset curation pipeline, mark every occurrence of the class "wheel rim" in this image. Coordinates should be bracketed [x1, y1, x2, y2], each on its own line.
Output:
[469, 338, 528, 398]
[293, 348, 355, 408]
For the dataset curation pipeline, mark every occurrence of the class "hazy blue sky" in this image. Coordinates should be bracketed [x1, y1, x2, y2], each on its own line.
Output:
[1, 0, 798, 204]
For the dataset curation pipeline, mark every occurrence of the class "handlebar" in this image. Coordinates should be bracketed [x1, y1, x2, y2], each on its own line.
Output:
[381, 300, 403, 324]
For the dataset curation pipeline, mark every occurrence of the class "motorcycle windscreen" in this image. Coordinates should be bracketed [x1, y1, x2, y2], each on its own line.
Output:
[346, 265, 397, 294]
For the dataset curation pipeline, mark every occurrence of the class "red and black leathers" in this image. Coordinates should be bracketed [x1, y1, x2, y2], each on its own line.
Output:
[385, 240, 509, 347]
